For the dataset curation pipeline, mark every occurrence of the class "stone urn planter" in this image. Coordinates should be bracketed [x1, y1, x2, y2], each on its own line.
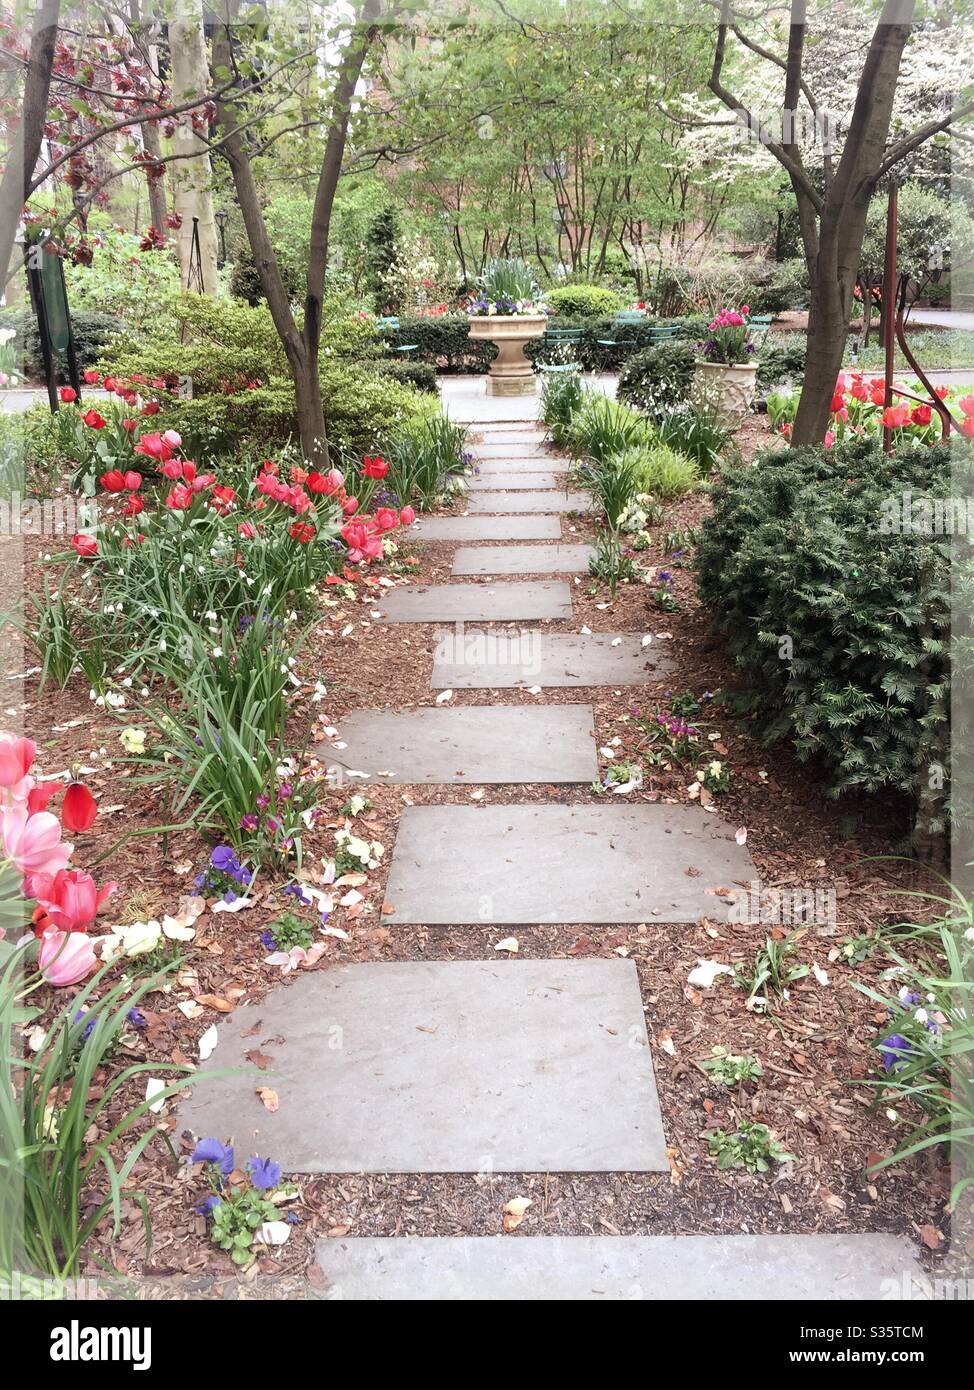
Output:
[468, 314, 548, 396]
[692, 360, 758, 427]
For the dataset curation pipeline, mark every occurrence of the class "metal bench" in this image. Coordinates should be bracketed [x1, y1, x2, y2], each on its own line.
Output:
[376, 315, 419, 355]
[595, 309, 647, 355]
[537, 325, 585, 375]
[748, 313, 774, 347]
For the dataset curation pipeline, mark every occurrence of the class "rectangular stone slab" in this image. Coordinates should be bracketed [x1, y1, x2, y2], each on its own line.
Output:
[409, 515, 561, 542]
[474, 433, 547, 445]
[467, 491, 592, 513]
[474, 443, 550, 456]
[179, 959, 668, 1173]
[321, 705, 597, 783]
[376, 581, 571, 623]
[314, 1234, 923, 1301]
[384, 804, 756, 924]
[469, 458, 569, 474]
[432, 631, 672, 686]
[452, 544, 594, 575]
[465, 472, 565, 490]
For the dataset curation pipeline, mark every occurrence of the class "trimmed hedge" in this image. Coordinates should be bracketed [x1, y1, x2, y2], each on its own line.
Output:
[546, 284, 624, 317]
[387, 313, 709, 374]
[756, 333, 807, 389]
[374, 356, 438, 393]
[696, 436, 954, 829]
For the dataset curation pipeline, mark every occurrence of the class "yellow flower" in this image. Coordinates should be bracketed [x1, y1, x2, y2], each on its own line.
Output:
[120, 727, 147, 755]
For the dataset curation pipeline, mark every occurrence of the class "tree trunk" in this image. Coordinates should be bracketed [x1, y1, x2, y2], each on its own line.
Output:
[291, 348, 327, 462]
[0, 0, 60, 290]
[170, 1, 218, 293]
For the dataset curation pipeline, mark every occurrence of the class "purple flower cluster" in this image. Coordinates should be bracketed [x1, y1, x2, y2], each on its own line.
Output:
[190, 1138, 283, 1213]
[195, 845, 253, 903]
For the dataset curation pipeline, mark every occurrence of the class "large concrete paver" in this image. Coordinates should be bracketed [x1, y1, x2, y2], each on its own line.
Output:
[465, 472, 565, 490]
[179, 959, 668, 1173]
[321, 705, 597, 783]
[313, 1233, 923, 1301]
[452, 544, 594, 575]
[376, 581, 572, 623]
[384, 803, 755, 924]
[432, 631, 671, 686]
[467, 490, 592, 514]
[409, 515, 561, 542]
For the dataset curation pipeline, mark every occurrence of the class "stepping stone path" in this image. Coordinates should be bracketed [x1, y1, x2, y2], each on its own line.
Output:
[465, 472, 565, 489]
[466, 489, 592, 513]
[182, 960, 668, 1173]
[384, 804, 755, 924]
[432, 629, 672, 684]
[376, 580, 572, 623]
[314, 1234, 923, 1302]
[408, 515, 560, 541]
[184, 413, 901, 1299]
[452, 543, 594, 575]
[320, 705, 598, 783]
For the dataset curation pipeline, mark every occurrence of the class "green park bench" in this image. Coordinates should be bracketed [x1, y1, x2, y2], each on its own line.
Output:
[376, 315, 419, 356]
[537, 324, 585, 376]
[595, 310, 648, 364]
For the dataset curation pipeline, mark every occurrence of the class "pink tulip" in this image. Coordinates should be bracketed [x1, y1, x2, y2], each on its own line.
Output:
[31, 868, 117, 934]
[1, 805, 72, 879]
[38, 929, 97, 987]
[0, 734, 36, 787]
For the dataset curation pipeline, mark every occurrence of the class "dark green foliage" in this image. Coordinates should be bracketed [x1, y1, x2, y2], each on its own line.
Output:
[387, 314, 494, 373]
[748, 258, 811, 313]
[365, 206, 400, 311]
[228, 234, 302, 306]
[756, 334, 807, 389]
[696, 437, 956, 835]
[374, 357, 438, 392]
[0, 307, 125, 377]
[617, 340, 696, 412]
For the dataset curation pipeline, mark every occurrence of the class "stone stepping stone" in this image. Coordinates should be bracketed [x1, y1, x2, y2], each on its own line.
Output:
[321, 705, 598, 783]
[472, 464, 569, 479]
[409, 515, 561, 542]
[474, 443, 550, 457]
[465, 472, 565, 490]
[179, 959, 668, 1173]
[467, 491, 592, 514]
[384, 804, 756, 924]
[314, 1234, 922, 1301]
[376, 580, 571, 623]
[432, 631, 671, 685]
[452, 544, 594, 576]
[475, 432, 547, 445]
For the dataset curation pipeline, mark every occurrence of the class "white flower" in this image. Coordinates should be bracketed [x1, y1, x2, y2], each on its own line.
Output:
[120, 727, 147, 755]
[914, 1008, 928, 1025]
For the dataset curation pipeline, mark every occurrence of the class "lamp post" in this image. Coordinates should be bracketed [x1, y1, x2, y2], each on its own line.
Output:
[215, 209, 228, 268]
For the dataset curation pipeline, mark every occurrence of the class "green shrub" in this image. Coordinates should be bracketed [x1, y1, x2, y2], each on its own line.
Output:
[618, 441, 699, 498]
[565, 392, 654, 462]
[617, 340, 697, 413]
[586, 450, 642, 528]
[756, 333, 807, 389]
[547, 284, 624, 317]
[749, 258, 810, 313]
[0, 308, 126, 377]
[696, 436, 954, 827]
[374, 357, 438, 393]
[527, 315, 707, 372]
[389, 314, 493, 373]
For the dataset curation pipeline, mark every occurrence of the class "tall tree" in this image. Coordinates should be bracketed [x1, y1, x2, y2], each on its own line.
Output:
[0, 0, 60, 290]
[213, 0, 383, 463]
[169, 0, 218, 291]
[707, 0, 974, 445]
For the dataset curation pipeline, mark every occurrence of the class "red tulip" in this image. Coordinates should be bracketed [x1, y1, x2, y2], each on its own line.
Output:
[911, 404, 932, 426]
[31, 868, 116, 934]
[59, 386, 77, 403]
[62, 781, 97, 832]
[82, 370, 101, 385]
[141, 400, 161, 415]
[342, 496, 359, 516]
[962, 417, 974, 438]
[959, 395, 974, 419]
[362, 455, 389, 480]
[70, 533, 97, 558]
[399, 505, 416, 526]
[81, 409, 106, 429]
[289, 520, 315, 543]
[99, 470, 126, 493]
[882, 404, 910, 429]
[27, 779, 63, 814]
[121, 493, 144, 516]
[0, 734, 36, 787]
[373, 507, 399, 532]
[238, 521, 257, 539]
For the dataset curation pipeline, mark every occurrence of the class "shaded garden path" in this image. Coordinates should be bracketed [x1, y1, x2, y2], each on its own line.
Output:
[183, 406, 925, 1299]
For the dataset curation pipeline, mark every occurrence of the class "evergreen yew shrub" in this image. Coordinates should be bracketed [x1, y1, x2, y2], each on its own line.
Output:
[697, 436, 957, 833]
